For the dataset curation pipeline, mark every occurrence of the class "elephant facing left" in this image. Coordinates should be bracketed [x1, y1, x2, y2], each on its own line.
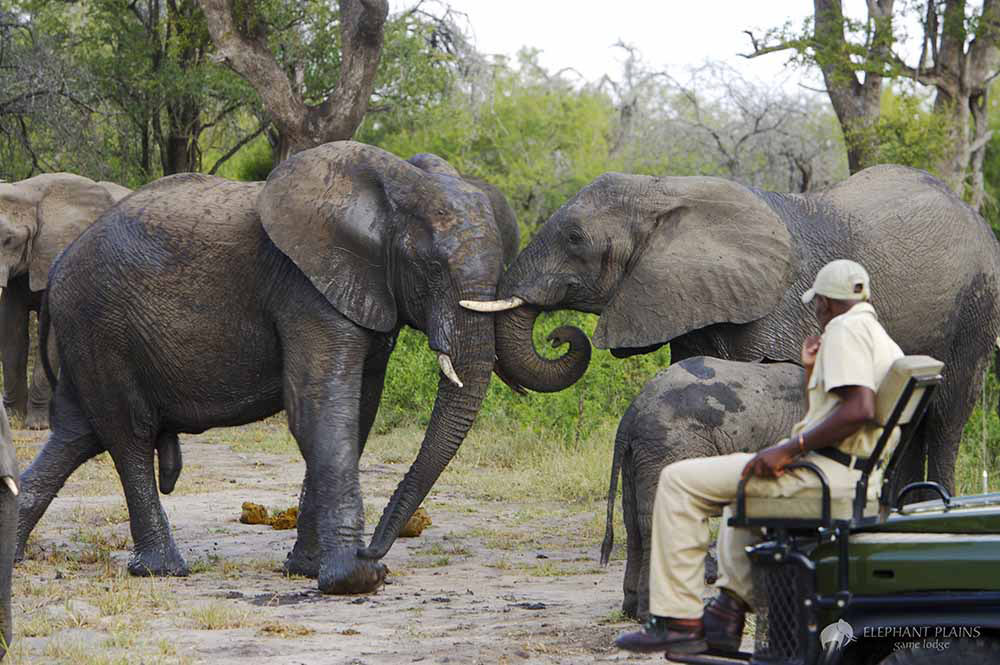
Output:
[16, 141, 511, 595]
[0, 174, 131, 429]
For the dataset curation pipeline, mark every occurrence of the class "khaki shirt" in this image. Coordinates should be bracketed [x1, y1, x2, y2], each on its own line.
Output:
[790, 302, 903, 458]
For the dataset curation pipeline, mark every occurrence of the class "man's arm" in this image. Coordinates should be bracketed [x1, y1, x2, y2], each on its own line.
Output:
[741, 385, 875, 479]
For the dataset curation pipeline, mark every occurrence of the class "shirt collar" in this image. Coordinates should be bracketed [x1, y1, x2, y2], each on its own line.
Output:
[830, 301, 877, 325]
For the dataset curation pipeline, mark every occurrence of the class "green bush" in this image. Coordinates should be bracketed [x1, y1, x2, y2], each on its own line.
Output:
[375, 310, 670, 447]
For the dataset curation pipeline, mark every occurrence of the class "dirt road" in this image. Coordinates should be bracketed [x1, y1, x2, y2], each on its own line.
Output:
[8, 424, 671, 665]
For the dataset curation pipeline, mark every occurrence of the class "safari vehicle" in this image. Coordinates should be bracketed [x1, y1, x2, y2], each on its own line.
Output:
[670, 355, 1000, 665]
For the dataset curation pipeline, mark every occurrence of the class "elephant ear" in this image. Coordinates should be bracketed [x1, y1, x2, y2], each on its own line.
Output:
[592, 177, 793, 350]
[29, 174, 122, 291]
[258, 141, 425, 333]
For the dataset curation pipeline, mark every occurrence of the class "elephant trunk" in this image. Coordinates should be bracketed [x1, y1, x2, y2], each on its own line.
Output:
[360, 310, 494, 560]
[0, 406, 15, 660]
[0, 487, 12, 660]
[494, 304, 591, 393]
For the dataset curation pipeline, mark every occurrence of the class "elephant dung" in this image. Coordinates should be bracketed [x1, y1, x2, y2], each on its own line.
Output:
[239, 502, 270, 525]
[399, 507, 432, 537]
[269, 507, 298, 530]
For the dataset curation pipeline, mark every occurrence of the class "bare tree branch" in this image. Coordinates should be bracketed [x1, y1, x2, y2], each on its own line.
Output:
[199, 0, 389, 160]
[207, 119, 270, 175]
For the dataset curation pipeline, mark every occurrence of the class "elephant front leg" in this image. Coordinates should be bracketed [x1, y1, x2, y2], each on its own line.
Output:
[284, 334, 385, 595]
[0, 289, 30, 422]
[24, 331, 57, 430]
[285, 334, 393, 579]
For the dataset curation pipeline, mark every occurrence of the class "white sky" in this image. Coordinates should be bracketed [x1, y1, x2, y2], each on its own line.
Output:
[387, 0, 940, 96]
[389, 1, 884, 91]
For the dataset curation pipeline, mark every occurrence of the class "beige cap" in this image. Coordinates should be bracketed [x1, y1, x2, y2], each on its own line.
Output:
[801, 259, 870, 304]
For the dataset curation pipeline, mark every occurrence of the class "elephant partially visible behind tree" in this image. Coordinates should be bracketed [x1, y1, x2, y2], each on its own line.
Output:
[601, 357, 805, 620]
[0, 174, 130, 429]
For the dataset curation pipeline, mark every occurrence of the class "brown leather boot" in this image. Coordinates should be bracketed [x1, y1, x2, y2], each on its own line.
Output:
[614, 616, 707, 654]
[703, 588, 750, 653]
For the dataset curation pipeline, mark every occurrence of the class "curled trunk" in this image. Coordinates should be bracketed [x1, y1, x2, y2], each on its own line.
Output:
[494, 305, 591, 393]
[360, 312, 494, 559]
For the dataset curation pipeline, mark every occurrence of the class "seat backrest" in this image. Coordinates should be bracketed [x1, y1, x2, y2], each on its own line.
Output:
[875, 355, 945, 426]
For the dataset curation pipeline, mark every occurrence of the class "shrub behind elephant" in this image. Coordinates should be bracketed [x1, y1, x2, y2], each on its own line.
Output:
[0, 174, 131, 429]
[493, 165, 1000, 495]
[17, 142, 509, 595]
[601, 357, 805, 620]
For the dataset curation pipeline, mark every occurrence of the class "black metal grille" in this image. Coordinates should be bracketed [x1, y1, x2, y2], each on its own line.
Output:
[751, 559, 810, 664]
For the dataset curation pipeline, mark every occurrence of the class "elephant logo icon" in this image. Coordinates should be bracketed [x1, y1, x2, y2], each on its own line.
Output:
[820, 619, 856, 650]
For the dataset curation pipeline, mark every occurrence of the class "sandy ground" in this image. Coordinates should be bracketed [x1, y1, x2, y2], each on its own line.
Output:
[5, 424, 695, 665]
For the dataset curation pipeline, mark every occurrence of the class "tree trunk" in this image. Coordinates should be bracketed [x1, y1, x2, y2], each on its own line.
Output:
[199, 0, 389, 163]
[813, 0, 894, 174]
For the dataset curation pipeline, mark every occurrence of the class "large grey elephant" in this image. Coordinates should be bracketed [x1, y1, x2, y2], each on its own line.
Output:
[487, 165, 1000, 492]
[16, 141, 511, 595]
[0, 400, 16, 660]
[0, 174, 130, 429]
[600, 356, 805, 620]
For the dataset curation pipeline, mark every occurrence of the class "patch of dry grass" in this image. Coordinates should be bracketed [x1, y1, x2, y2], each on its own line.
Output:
[199, 417, 296, 456]
[188, 601, 254, 630]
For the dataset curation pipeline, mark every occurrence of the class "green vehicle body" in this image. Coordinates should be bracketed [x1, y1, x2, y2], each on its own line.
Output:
[815, 493, 1000, 598]
[807, 492, 1000, 663]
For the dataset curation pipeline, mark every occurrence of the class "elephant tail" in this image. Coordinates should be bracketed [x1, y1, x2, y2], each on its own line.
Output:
[39, 290, 57, 389]
[600, 420, 629, 566]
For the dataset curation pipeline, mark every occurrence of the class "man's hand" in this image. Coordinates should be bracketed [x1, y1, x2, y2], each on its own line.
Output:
[801, 335, 821, 368]
[741, 439, 799, 480]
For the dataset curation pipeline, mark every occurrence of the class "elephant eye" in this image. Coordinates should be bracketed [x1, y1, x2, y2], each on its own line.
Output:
[566, 228, 586, 245]
[2, 237, 9, 248]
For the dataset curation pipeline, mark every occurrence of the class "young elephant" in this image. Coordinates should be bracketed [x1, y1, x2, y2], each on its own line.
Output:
[601, 357, 805, 620]
[17, 142, 509, 595]
[0, 174, 130, 429]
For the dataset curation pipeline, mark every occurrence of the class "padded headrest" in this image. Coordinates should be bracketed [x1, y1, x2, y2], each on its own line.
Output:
[875, 355, 944, 426]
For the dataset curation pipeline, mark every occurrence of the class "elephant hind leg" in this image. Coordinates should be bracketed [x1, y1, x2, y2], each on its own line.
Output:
[155, 432, 181, 495]
[925, 353, 989, 495]
[95, 403, 188, 577]
[17, 380, 103, 560]
[620, 445, 643, 619]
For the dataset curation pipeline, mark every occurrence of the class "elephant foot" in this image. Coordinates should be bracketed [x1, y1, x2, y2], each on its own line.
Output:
[24, 409, 49, 430]
[127, 545, 189, 577]
[622, 591, 639, 620]
[283, 550, 319, 579]
[317, 552, 386, 595]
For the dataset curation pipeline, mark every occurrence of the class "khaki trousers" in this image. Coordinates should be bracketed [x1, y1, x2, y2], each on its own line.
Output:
[649, 451, 860, 619]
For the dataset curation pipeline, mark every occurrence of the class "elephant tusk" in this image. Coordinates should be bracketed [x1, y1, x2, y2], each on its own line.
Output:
[437, 353, 464, 388]
[459, 297, 524, 313]
[3, 476, 17, 496]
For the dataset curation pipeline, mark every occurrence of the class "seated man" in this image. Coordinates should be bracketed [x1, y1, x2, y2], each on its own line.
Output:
[615, 259, 903, 655]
